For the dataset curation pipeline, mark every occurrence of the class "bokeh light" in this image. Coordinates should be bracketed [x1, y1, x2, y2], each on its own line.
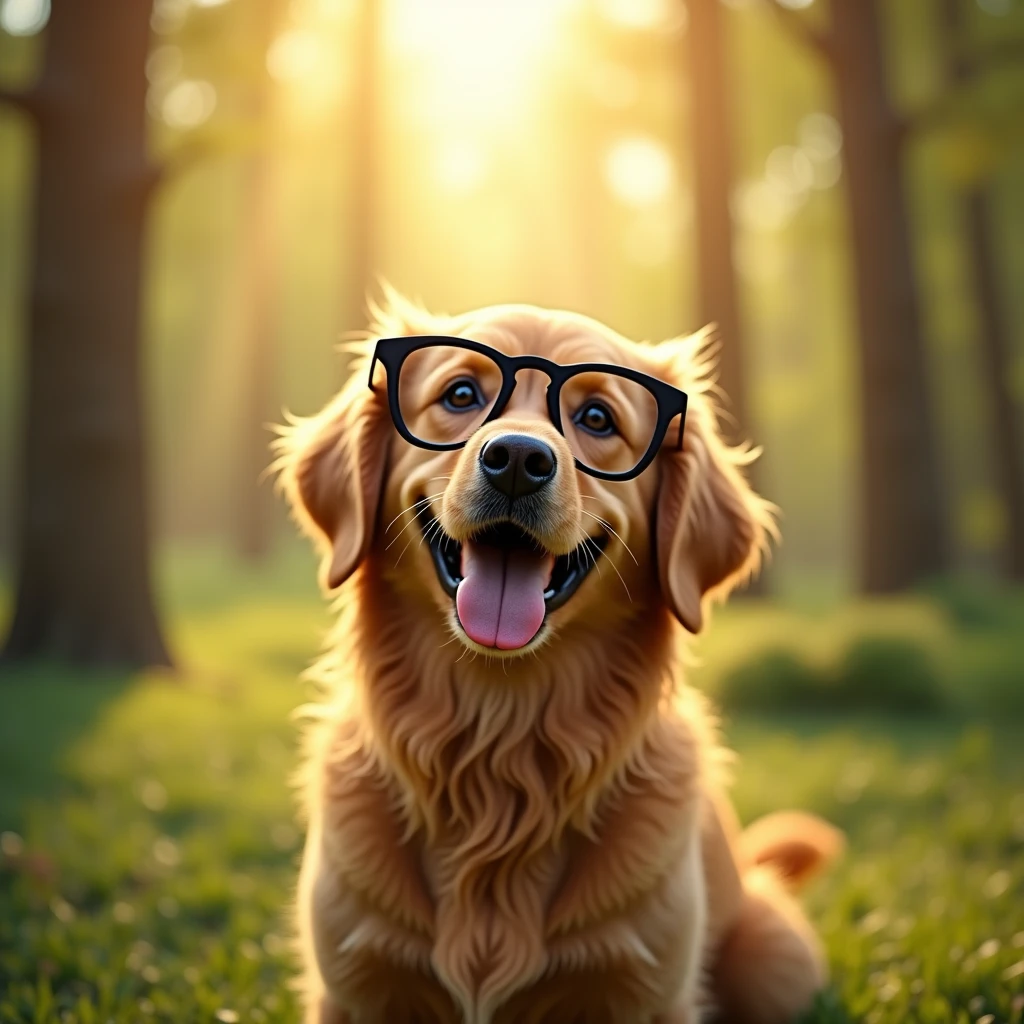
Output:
[766, 145, 814, 195]
[161, 80, 217, 129]
[146, 45, 184, 85]
[733, 179, 801, 233]
[0, 0, 49, 36]
[266, 29, 327, 82]
[595, 0, 683, 33]
[799, 112, 842, 160]
[433, 138, 489, 194]
[604, 136, 676, 208]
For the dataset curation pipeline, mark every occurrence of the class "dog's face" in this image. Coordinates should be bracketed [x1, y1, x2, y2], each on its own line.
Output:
[280, 299, 772, 660]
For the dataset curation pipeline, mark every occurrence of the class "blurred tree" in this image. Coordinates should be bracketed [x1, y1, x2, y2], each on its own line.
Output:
[684, 0, 752, 449]
[766, 0, 947, 593]
[684, 0, 764, 593]
[344, 0, 382, 338]
[235, 1, 286, 562]
[934, 0, 1024, 580]
[0, 1, 171, 667]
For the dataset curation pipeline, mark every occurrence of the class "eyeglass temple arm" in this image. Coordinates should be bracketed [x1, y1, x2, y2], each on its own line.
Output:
[367, 352, 380, 392]
[676, 402, 687, 450]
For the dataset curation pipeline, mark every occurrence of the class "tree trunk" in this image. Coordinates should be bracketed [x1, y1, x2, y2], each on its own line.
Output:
[235, 3, 284, 562]
[830, 0, 947, 591]
[938, 0, 1024, 580]
[961, 187, 1024, 578]
[685, 0, 751, 448]
[235, 151, 278, 562]
[685, 0, 765, 594]
[2, 1, 171, 667]
[344, 0, 381, 336]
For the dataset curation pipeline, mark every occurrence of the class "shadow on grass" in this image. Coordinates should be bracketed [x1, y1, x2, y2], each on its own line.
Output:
[0, 662, 135, 829]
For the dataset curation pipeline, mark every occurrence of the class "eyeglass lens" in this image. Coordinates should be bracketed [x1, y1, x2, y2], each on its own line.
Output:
[395, 343, 660, 475]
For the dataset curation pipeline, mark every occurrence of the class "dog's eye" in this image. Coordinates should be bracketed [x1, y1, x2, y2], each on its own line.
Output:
[441, 378, 483, 412]
[574, 401, 617, 437]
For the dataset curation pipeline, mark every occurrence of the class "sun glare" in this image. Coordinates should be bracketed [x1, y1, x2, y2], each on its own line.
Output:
[388, 0, 580, 121]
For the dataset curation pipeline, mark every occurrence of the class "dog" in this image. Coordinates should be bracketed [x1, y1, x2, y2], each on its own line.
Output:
[277, 293, 842, 1024]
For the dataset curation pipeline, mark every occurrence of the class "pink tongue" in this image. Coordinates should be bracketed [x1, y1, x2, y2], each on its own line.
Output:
[456, 540, 554, 650]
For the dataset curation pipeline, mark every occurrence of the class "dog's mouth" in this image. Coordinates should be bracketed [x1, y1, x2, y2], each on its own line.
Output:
[417, 502, 608, 651]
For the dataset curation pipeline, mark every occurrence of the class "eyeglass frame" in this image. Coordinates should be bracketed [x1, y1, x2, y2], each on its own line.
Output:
[367, 335, 688, 482]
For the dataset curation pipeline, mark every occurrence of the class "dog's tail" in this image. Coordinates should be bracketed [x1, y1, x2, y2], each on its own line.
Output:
[711, 813, 843, 1024]
[736, 811, 844, 891]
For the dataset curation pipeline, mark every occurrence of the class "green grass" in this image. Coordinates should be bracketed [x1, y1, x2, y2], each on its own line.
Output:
[1, 554, 1022, 1023]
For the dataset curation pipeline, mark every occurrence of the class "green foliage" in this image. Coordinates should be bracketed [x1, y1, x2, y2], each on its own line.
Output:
[717, 637, 947, 717]
[716, 647, 830, 713]
[926, 577, 1024, 631]
[706, 591, 1024, 717]
[834, 636, 945, 714]
[1, 556, 1024, 1021]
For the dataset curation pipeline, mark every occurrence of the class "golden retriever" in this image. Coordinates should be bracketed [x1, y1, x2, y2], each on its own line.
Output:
[277, 293, 841, 1024]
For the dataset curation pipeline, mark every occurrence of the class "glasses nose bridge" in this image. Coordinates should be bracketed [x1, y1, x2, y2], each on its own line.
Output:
[502, 358, 555, 416]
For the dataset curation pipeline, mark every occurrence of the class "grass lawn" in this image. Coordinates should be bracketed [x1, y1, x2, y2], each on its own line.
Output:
[1, 551, 1022, 1023]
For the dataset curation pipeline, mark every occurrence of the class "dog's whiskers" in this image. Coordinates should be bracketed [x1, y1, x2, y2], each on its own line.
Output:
[384, 492, 446, 543]
[392, 533, 418, 568]
[584, 531, 632, 604]
[579, 509, 639, 567]
[384, 494, 437, 537]
[420, 515, 451, 555]
[384, 493, 447, 551]
[574, 528, 603, 581]
[385, 515, 423, 551]
[385, 518, 419, 551]
[393, 512, 441, 567]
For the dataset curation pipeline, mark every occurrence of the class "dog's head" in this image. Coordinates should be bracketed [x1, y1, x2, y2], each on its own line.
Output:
[278, 295, 774, 659]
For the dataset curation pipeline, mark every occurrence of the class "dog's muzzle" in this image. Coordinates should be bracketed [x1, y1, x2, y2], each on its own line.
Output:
[417, 503, 608, 652]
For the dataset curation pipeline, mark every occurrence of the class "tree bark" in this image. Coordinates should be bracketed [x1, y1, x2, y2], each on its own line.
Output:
[938, 0, 1024, 580]
[2, 0, 171, 667]
[829, 0, 947, 591]
[685, 0, 751, 448]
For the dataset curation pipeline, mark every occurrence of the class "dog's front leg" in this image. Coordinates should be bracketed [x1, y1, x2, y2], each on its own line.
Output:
[655, 824, 707, 1024]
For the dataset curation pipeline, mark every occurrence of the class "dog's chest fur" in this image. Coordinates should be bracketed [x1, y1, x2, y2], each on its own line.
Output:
[312, 661, 704, 1024]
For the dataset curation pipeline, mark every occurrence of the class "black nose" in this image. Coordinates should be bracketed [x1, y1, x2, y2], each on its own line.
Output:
[480, 433, 557, 499]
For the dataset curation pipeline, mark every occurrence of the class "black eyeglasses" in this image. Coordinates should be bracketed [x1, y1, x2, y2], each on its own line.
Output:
[368, 335, 687, 481]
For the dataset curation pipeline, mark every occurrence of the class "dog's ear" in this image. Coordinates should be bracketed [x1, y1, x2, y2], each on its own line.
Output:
[276, 362, 391, 591]
[653, 337, 775, 633]
[276, 288, 442, 590]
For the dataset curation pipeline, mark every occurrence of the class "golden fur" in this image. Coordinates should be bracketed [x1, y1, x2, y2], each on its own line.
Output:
[277, 294, 842, 1024]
